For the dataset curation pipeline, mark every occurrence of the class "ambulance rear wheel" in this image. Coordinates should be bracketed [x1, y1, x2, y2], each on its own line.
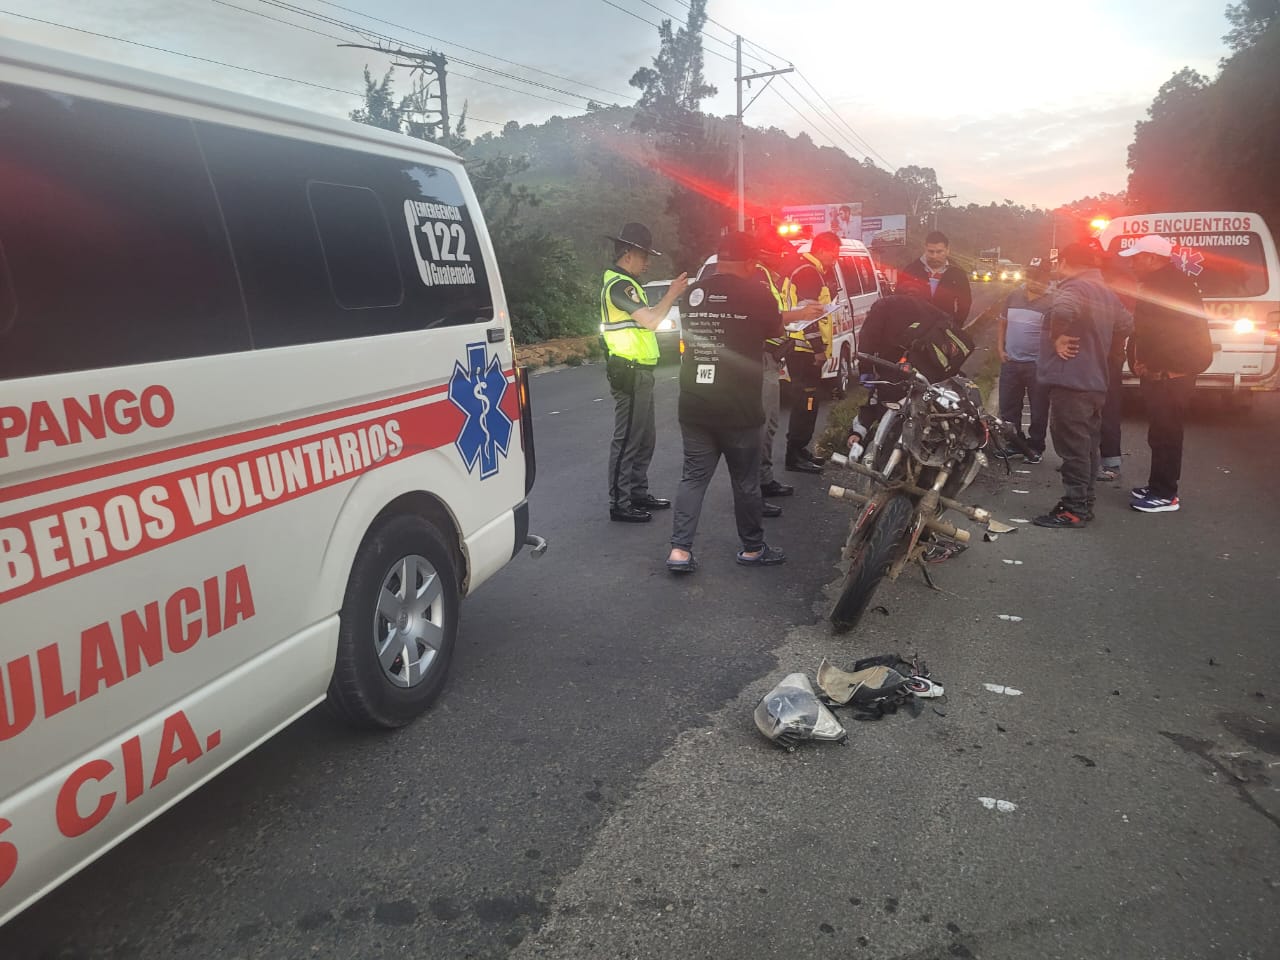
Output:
[328, 514, 460, 729]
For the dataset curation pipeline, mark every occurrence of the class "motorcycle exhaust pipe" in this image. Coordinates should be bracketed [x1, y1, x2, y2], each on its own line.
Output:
[827, 486, 972, 544]
[829, 459, 991, 524]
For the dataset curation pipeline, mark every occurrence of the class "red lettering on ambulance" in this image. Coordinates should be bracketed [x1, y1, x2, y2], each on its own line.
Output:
[223, 565, 255, 627]
[0, 656, 37, 741]
[165, 587, 202, 654]
[150, 710, 204, 788]
[0, 818, 17, 889]
[56, 759, 115, 838]
[36, 644, 76, 717]
[79, 623, 126, 700]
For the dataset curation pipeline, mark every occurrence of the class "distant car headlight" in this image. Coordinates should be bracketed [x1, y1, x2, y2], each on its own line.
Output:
[1013, 271, 1022, 281]
[1233, 317, 1255, 334]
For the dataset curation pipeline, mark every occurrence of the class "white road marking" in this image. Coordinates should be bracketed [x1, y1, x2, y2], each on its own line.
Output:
[593, 398, 603, 402]
[997, 614, 1023, 622]
[1002, 559, 1024, 565]
[549, 411, 561, 415]
[1009, 518, 1031, 523]
[1012, 489, 1030, 494]
[978, 797, 1018, 812]
[984, 683, 1024, 696]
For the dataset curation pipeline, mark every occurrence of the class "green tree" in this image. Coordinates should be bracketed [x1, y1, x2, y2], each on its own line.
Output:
[1223, 0, 1279, 52]
[349, 67, 401, 131]
[629, 0, 728, 272]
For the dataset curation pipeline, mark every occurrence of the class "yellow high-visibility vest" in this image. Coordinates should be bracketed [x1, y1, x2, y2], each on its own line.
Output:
[599, 268, 659, 364]
[786, 253, 833, 356]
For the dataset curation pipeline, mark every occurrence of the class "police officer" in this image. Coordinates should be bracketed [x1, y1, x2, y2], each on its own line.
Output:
[754, 233, 826, 508]
[784, 230, 841, 473]
[600, 222, 688, 523]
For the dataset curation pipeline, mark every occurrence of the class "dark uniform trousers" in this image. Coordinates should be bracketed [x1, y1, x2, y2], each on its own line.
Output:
[608, 364, 657, 508]
[785, 354, 822, 461]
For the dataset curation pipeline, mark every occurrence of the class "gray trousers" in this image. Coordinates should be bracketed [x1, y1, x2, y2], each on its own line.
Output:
[608, 365, 656, 508]
[1049, 386, 1106, 512]
[760, 352, 781, 485]
[671, 421, 765, 553]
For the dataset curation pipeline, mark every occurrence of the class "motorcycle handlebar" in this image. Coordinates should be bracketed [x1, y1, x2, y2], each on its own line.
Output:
[854, 352, 929, 386]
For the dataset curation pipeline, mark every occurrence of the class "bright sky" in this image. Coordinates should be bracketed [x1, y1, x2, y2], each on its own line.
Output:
[0, 0, 1230, 208]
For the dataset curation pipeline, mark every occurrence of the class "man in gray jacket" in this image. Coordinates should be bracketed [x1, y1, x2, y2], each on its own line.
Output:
[1033, 244, 1134, 528]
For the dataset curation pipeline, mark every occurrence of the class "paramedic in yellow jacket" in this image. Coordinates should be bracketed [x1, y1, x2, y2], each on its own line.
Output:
[600, 222, 688, 523]
[783, 230, 840, 473]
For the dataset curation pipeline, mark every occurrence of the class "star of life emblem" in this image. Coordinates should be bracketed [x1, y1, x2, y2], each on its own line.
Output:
[1173, 245, 1206, 278]
[448, 342, 513, 479]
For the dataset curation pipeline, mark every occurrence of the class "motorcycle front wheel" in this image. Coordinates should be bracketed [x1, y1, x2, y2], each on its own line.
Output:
[830, 493, 915, 634]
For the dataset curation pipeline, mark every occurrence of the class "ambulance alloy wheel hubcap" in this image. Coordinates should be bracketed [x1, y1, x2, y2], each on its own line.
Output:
[373, 554, 445, 688]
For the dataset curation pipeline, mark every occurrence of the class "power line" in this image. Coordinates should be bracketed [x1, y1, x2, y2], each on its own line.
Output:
[766, 84, 841, 152]
[778, 76, 871, 161]
[793, 70, 894, 169]
[0, 10, 507, 126]
[284, 0, 633, 102]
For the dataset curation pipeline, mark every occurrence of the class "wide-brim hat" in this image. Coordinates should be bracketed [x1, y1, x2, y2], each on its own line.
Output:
[606, 222, 662, 256]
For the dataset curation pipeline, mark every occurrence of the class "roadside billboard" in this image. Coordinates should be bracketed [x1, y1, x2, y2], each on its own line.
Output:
[781, 202, 863, 240]
[860, 215, 908, 247]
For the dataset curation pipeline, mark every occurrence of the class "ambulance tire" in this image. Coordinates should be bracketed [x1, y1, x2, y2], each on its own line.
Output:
[328, 514, 460, 729]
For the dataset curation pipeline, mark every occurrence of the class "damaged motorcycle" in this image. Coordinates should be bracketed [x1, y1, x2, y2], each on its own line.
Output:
[827, 352, 1033, 633]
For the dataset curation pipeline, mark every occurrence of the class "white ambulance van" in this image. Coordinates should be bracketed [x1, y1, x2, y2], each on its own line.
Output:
[0, 38, 539, 924]
[1098, 212, 1280, 403]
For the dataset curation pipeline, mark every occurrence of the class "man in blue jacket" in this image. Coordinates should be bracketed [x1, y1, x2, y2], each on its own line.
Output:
[1033, 244, 1134, 529]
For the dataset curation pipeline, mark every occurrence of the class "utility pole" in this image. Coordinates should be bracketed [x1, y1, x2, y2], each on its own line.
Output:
[931, 192, 957, 232]
[341, 43, 450, 141]
[736, 37, 793, 230]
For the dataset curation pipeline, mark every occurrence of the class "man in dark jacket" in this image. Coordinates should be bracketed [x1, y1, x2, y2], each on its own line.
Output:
[1033, 244, 1133, 528]
[897, 231, 973, 327]
[1120, 234, 1212, 513]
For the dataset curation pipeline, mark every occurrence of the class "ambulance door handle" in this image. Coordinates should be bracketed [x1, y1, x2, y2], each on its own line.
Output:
[486, 327, 505, 343]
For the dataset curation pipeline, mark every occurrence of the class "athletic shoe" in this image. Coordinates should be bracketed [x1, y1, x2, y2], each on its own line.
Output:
[1131, 494, 1179, 513]
[1130, 486, 1150, 499]
[1032, 503, 1090, 528]
[1022, 452, 1043, 464]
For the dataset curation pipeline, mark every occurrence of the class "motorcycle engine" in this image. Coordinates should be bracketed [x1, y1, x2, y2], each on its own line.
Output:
[902, 383, 985, 468]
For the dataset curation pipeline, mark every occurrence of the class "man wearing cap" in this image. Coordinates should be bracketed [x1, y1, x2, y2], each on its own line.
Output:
[1032, 243, 1133, 529]
[600, 222, 688, 523]
[665, 233, 790, 573]
[1120, 234, 1212, 514]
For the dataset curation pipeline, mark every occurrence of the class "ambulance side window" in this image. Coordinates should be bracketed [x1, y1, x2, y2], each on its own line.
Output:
[0, 85, 250, 382]
[854, 257, 878, 294]
[306, 181, 404, 310]
[198, 121, 493, 348]
[839, 257, 864, 296]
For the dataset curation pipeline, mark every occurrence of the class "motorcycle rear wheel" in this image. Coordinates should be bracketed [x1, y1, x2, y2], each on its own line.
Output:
[830, 493, 915, 634]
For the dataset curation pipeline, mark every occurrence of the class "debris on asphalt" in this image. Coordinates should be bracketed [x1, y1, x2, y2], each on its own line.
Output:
[1001, 559, 1024, 565]
[997, 614, 1023, 622]
[753, 673, 847, 751]
[978, 797, 1018, 812]
[987, 520, 1019, 534]
[1009, 518, 1031, 524]
[983, 683, 1023, 696]
[983, 532, 999, 542]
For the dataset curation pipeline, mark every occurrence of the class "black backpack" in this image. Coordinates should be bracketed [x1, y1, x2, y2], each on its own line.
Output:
[904, 317, 975, 382]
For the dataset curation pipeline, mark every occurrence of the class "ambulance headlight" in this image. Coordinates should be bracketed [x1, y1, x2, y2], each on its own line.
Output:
[1233, 317, 1255, 334]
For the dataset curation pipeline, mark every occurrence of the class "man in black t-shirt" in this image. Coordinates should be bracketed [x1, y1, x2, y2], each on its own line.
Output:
[666, 233, 788, 573]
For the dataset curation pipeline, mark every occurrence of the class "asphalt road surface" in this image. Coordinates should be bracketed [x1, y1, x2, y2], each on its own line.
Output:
[5, 288, 1278, 960]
